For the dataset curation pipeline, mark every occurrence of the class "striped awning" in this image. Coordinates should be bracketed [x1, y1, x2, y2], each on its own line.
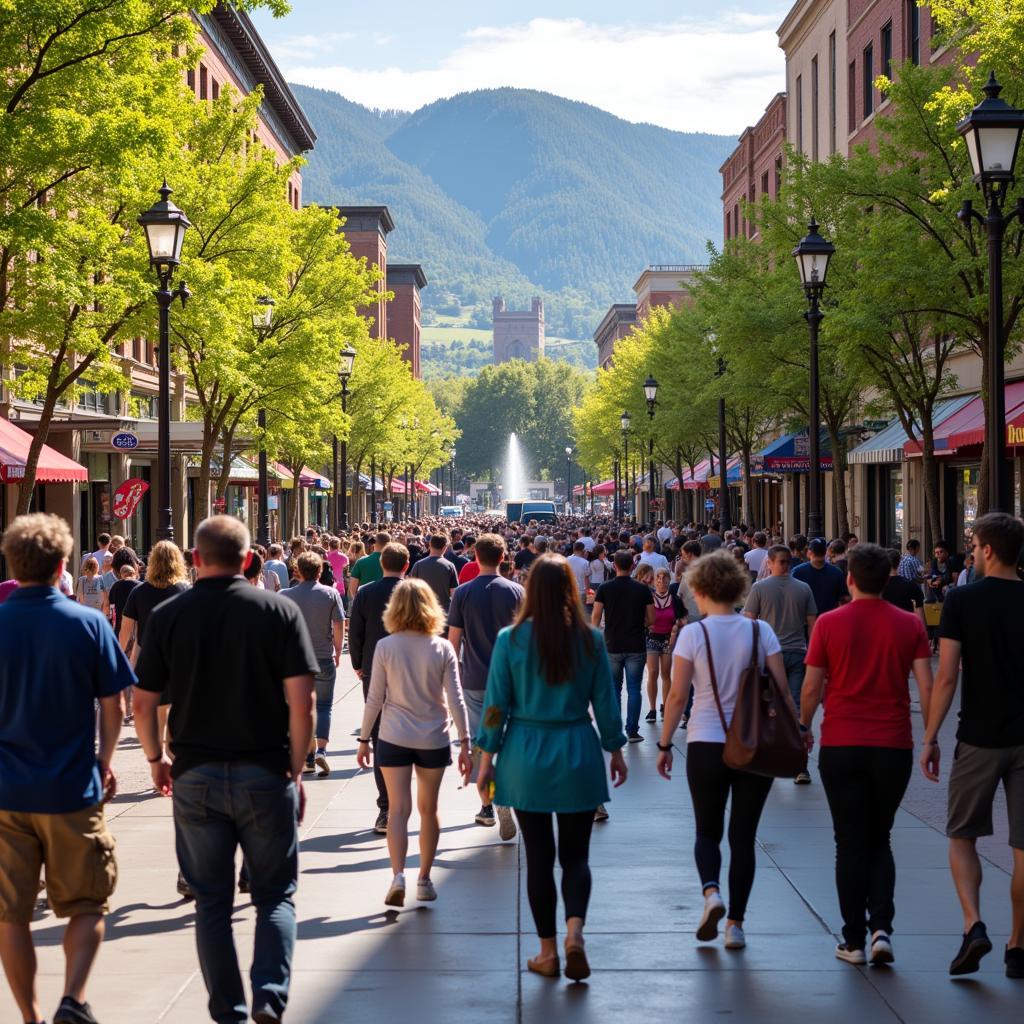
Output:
[847, 396, 975, 465]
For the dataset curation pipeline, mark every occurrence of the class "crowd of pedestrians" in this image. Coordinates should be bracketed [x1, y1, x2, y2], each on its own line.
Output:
[1, 505, 1022, 1023]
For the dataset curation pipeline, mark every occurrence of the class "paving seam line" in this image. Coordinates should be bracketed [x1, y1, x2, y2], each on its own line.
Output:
[154, 968, 201, 1022]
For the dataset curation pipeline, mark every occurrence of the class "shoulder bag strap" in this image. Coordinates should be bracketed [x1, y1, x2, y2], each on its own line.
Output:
[699, 621, 730, 736]
[749, 618, 761, 669]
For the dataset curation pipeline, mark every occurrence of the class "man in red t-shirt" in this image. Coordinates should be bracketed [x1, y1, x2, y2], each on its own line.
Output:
[801, 542, 933, 968]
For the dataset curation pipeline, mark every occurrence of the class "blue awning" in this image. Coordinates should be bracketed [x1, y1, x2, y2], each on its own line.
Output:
[752, 430, 832, 473]
[846, 396, 975, 465]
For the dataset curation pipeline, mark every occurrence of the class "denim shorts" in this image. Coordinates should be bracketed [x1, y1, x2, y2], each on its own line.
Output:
[375, 739, 452, 769]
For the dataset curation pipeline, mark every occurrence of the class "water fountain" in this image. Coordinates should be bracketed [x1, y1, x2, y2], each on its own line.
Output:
[504, 432, 527, 502]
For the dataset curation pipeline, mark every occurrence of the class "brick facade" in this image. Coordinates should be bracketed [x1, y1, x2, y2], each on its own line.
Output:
[388, 265, 426, 379]
[593, 304, 638, 369]
[492, 297, 545, 364]
[633, 267, 704, 322]
[333, 207, 394, 340]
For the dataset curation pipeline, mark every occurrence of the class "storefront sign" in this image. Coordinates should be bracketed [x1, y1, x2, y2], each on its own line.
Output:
[112, 478, 149, 520]
[111, 431, 139, 451]
[1008, 423, 1024, 446]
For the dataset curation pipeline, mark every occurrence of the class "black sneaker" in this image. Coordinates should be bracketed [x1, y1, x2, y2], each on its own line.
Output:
[627, 732, 644, 743]
[373, 810, 388, 834]
[950, 921, 992, 975]
[645, 710, 657, 723]
[54, 996, 98, 1024]
[659, 703, 665, 719]
[238, 873, 250, 895]
[1006, 946, 1024, 979]
[475, 804, 496, 826]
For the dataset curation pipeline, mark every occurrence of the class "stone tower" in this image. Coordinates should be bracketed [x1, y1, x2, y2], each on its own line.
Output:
[492, 295, 545, 364]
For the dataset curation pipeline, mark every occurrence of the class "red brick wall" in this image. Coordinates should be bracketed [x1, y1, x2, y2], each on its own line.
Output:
[344, 230, 388, 339]
[721, 94, 786, 242]
[390, 282, 421, 379]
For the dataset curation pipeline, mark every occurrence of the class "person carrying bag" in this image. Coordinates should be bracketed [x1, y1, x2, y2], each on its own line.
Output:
[656, 550, 792, 953]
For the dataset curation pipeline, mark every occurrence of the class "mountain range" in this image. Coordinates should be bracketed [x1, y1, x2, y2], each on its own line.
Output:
[291, 84, 735, 342]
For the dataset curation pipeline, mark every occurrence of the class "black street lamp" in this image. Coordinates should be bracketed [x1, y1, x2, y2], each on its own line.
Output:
[138, 182, 191, 542]
[644, 375, 659, 522]
[792, 217, 835, 539]
[620, 410, 632, 521]
[714, 357, 732, 533]
[450, 449, 457, 508]
[251, 296, 274, 546]
[337, 345, 356, 531]
[957, 72, 1024, 512]
[565, 445, 574, 512]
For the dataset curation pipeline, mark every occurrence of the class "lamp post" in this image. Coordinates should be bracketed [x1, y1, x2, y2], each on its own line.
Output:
[957, 72, 1024, 512]
[620, 410, 632, 521]
[450, 449, 457, 509]
[138, 183, 191, 543]
[792, 217, 835, 539]
[251, 296, 274, 546]
[714, 357, 732, 533]
[644, 375, 659, 523]
[337, 345, 355, 531]
[565, 446, 574, 512]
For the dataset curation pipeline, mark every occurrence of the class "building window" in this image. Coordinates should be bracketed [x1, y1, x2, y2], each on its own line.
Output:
[733, 205, 739, 238]
[811, 56, 820, 162]
[829, 31, 837, 154]
[882, 21, 893, 79]
[211, 78, 219, 101]
[775, 156, 783, 196]
[132, 336, 142, 362]
[287, 182, 293, 207]
[761, 170, 769, 197]
[849, 61, 857, 129]
[186, 67, 195, 93]
[795, 74, 803, 154]
[199, 64, 208, 100]
[863, 43, 874, 119]
[908, 0, 921, 64]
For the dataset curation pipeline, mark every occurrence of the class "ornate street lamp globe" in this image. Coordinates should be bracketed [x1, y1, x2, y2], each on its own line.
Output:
[339, 345, 356, 383]
[643, 375, 659, 405]
[792, 217, 835, 297]
[620, 410, 632, 433]
[138, 182, 191, 269]
[957, 72, 1024, 194]
[252, 296, 274, 331]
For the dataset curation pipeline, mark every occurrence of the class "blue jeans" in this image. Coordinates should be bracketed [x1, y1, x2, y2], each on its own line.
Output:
[464, 688, 484, 786]
[315, 659, 337, 741]
[607, 651, 645, 735]
[173, 763, 299, 1024]
[782, 650, 807, 713]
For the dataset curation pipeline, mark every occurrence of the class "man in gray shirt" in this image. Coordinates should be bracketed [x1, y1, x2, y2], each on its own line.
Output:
[744, 544, 817, 783]
[283, 551, 345, 777]
[409, 534, 459, 613]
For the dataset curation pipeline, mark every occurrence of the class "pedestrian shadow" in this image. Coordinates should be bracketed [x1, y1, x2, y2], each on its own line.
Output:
[303, 855, 467, 876]
[300, 830, 388, 853]
[297, 909, 402, 939]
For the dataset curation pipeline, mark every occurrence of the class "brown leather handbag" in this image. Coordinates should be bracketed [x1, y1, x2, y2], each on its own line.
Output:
[700, 620, 806, 778]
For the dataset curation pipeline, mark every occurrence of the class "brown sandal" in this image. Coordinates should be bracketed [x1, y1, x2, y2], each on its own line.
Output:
[527, 955, 560, 978]
[564, 940, 591, 982]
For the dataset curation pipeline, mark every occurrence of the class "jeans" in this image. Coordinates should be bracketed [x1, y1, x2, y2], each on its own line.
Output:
[782, 650, 807, 713]
[173, 762, 299, 1024]
[464, 688, 484, 786]
[607, 651, 645, 735]
[819, 746, 912, 947]
[314, 659, 337, 741]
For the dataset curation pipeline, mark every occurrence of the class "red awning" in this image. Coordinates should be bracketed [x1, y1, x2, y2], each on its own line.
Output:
[589, 479, 616, 496]
[905, 381, 1024, 455]
[0, 417, 89, 484]
[415, 480, 440, 495]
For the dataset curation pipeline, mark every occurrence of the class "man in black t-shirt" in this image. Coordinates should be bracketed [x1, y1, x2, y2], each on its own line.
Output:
[134, 516, 317, 1022]
[921, 512, 1024, 979]
[882, 548, 925, 623]
[592, 549, 655, 742]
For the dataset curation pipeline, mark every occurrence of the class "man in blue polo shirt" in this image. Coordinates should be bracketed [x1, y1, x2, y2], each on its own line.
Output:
[793, 537, 849, 614]
[0, 513, 134, 1024]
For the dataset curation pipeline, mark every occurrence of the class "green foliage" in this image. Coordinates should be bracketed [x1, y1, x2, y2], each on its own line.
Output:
[291, 84, 734, 340]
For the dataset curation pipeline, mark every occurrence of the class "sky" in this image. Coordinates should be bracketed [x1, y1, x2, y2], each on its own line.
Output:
[249, 1, 789, 135]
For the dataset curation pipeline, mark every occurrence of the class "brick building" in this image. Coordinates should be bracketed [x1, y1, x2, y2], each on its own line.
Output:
[492, 297, 545, 364]
[721, 93, 787, 242]
[593, 304, 638, 370]
[633, 266, 703, 322]
[334, 206, 395, 341]
[388, 264, 427, 379]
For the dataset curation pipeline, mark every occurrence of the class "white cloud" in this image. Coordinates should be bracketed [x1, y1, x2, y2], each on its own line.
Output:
[280, 15, 786, 134]
[269, 31, 354, 65]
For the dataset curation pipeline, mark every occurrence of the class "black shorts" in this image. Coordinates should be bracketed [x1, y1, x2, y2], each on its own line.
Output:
[375, 739, 452, 769]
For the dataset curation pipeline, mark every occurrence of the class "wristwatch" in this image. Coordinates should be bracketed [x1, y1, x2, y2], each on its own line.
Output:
[656, 741, 673, 752]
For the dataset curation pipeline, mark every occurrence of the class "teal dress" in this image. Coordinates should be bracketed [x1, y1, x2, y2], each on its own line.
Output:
[475, 622, 627, 813]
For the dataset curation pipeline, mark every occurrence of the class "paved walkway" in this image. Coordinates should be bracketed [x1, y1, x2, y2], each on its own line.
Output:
[9, 664, 1021, 1024]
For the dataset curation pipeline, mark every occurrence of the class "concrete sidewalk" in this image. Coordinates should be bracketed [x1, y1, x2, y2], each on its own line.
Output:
[8, 664, 1021, 1024]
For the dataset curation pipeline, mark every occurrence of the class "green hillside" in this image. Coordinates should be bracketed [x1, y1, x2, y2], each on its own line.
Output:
[291, 84, 734, 343]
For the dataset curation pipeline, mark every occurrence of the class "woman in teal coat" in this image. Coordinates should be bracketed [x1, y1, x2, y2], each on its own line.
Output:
[477, 554, 628, 982]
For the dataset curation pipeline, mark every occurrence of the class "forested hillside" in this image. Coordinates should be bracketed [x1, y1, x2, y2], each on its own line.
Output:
[292, 84, 733, 341]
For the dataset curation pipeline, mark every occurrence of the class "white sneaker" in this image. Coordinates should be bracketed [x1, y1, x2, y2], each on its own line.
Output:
[870, 931, 894, 965]
[384, 873, 405, 907]
[496, 805, 517, 841]
[696, 889, 726, 941]
[724, 923, 746, 949]
[315, 749, 330, 777]
[416, 877, 437, 902]
[835, 943, 867, 965]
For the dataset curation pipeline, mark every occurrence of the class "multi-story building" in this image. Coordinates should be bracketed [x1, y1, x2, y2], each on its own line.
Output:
[388, 265, 427, 380]
[493, 297, 545, 364]
[335, 206, 394, 342]
[593, 304, 638, 370]
[633, 266, 704, 323]
[1, 4, 316, 552]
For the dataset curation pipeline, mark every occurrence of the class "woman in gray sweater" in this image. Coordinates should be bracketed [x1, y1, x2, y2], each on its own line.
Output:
[358, 578, 472, 906]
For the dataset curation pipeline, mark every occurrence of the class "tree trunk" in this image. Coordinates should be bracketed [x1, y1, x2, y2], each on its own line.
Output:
[920, 420, 943, 551]
[288, 466, 301, 538]
[826, 428, 849, 537]
[215, 426, 238, 503]
[742, 446, 753, 529]
[196, 423, 219, 524]
[15, 390, 60, 515]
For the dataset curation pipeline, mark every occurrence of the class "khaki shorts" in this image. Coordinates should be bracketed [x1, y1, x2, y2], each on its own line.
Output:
[0, 803, 117, 923]
[947, 741, 1024, 849]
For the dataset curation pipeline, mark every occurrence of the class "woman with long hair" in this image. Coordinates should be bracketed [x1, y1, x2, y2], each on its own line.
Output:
[644, 567, 686, 723]
[119, 540, 190, 656]
[656, 550, 788, 952]
[359, 579, 472, 907]
[476, 554, 628, 982]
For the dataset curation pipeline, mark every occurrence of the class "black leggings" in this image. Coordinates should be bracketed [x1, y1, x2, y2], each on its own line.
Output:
[515, 810, 595, 939]
[686, 742, 773, 922]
